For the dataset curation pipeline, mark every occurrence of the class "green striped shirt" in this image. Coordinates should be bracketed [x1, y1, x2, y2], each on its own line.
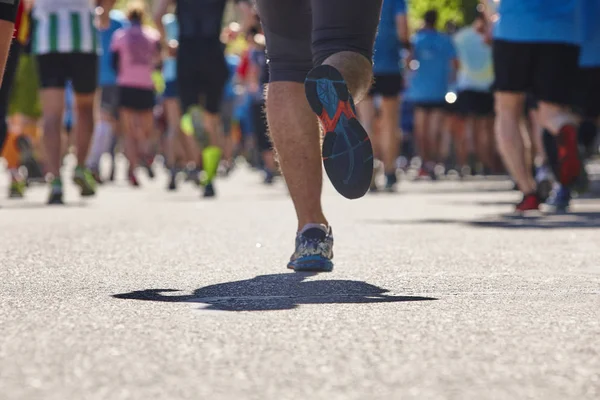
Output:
[33, 0, 98, 55]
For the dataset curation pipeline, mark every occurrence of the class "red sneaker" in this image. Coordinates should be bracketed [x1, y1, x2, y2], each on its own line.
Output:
[556, 125, 582, 186]
[515, 193, 540, 212]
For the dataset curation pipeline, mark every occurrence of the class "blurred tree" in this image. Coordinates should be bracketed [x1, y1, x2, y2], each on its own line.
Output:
[408, 0, 479, 30]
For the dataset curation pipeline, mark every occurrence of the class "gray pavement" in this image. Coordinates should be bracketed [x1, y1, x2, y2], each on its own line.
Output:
[1, 159, 599, 400]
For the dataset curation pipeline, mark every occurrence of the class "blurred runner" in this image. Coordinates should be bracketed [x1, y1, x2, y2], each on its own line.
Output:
[111, 1, 160, 187]
[155, 0, 229, 198]
[409, 10, 458, 180]
[87, 9, 127, 184]
[32, 0, 115, 204]
[256, 0, 383, 271]
[357, 0, 408, 193]
[487, 0, 584, 212]
[453, 10, 495, 175]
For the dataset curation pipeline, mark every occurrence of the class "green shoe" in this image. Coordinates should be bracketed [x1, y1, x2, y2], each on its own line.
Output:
[8, 180, 26, 199]
[73, 167, 97, 197]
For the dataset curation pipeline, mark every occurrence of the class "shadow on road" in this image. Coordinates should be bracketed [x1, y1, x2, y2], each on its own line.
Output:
[364, 211, 600, 229]
[113, 273, 436, 311]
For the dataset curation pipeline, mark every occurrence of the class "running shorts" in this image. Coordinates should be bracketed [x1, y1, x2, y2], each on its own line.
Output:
[119, 87, 155, 111]
[255, 0, 383, 83]
[493, 40, 580, 106]
[457, 90, 494, 116]
[177, 39, 228, 114]
[369, 74, 403, 98]
[163, 80, 178, 99]
[573, 67, 600, 119]
[413, 101, 446, 111]
[0, 0, 18, 23]
[100, 85, 120, 119]
[36, 52, 98, 94]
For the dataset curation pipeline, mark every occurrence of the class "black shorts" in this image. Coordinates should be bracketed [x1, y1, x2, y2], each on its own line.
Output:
[457, 90, 494, 116]
[413, 101, 446, 111]
[119, 87, 155, 111]
[0, 0, 19, 23]
[36, 52, 98, 94]
[493, 40, 580, 106]
[255, 0, 383, 83]
[177, 39, 228, 114]
[573, 67, 600, 119]
[369, 74, 403, 98]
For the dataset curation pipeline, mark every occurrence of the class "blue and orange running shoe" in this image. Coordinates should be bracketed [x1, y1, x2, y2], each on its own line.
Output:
[287, 224, 334, 272]
[305, 65, 373, 199]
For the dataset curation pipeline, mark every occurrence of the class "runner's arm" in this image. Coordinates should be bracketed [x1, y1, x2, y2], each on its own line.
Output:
[0, 0, 19, 87]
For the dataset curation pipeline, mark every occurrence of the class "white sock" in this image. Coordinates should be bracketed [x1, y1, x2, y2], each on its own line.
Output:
[86, 120, 113, 169]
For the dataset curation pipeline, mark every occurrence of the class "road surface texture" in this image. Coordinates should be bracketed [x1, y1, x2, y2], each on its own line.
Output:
[1, 159, 599, 400]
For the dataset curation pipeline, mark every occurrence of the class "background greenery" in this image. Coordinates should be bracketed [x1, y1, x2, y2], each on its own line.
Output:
[116, 0, 480, 30]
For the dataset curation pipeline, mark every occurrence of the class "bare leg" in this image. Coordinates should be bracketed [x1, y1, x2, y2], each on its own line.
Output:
[495, 92, 535, 193]
[380, 96, 401, 175]
[40, 89, 66, 177]
[266, 82, 327, 230]
[428, 109, 445, 163]
[414, 108, 428, 163]
[74, 93, 95, 167]
[322, 51, 373, 103]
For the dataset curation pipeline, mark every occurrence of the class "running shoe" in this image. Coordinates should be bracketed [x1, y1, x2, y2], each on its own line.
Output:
[288, 224, 334, 272]
[73, 166, 96, 197]
[556, 125, 583, 187]
[168, 168, 177, 191]
[546, 185, 571, 213]
[203, 182, 216, 198]
[47, 178, 64, 205]
[91, 168, 104, 185]
[535, 165, 554, 202]
[264, 169, 275, 185]
[515, 193, 540, 213]
[8, 180, 25, 199]
[305, 65, 373, 199]
[384, 172, 398, 192]
[128, 172, 140, 187]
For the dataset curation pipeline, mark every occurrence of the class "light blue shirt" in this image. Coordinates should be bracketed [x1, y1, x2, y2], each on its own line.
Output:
[495, 0, 579, 44]
[99, 10, 127, 87]
[454, 27, 493, 92]
[162, 14, 179, 82]
[407, 29, 456, 102]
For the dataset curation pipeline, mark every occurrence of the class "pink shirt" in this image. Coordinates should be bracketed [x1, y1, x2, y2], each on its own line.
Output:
[111, 25, 160, 90]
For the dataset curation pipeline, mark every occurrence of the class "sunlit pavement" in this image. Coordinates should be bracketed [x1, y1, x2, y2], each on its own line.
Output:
[1, 158, 599, 400]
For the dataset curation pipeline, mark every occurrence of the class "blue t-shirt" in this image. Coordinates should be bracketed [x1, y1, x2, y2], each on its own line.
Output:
[99, 10, 128, 87]
[162, 14, 179, 82]
[408, 29, 456, 102]
[223, 54, 240, 101]
[495, 0, 579, 44]
[373, 0, 407, 74]
[579, 0, 600, 67]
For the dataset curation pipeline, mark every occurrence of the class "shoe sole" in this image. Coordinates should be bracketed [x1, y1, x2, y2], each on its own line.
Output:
[305, 65, 373, 200]
[287, 256, 334, 273]
[557, 126, 582, 187]
[73, 176, 96, 197]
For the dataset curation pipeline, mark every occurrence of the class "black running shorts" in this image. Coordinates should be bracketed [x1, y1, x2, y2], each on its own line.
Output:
[119, 87, 155, 111]
[493, 40, 580, 106]
[0, 0, 18, 23]
[457, 90, 494, 117]
[255, 0, 383, 83]
[36, 52, 98, 94]
[574, 67, 600, 119]
[177, 39, 229, 114]
[369, 74, 403, 98]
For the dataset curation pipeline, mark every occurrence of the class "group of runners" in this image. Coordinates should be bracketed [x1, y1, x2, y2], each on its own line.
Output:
[0, 0, 598, 271]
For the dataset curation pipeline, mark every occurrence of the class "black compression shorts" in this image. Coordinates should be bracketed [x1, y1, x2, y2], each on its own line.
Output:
[255, 0, 383, 83]
[0, 0, 19, 23]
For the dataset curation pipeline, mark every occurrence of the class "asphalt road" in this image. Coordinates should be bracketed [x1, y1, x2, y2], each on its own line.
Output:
[1, 158, 599, 400]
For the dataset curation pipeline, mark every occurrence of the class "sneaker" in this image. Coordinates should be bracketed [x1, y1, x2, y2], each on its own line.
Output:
[8, 180, 25, 199]
[546, 185, 571, 213]
[515, 193, 540, 212]
[47, 179, 64, 205]
[167, 169, 177, 191]
[384, 172, 398, 192]
[128, 172, 140, 187]
[535, 165, 554, 202]
[73, 166, 97, 197]
[305, 65, 373, 199]
[203, 182, 216, 198]
[263, 169, 275, 185]
[556, 125, 583, 187]
[287, 224, 334, 272]
[91, 168, 104, 185]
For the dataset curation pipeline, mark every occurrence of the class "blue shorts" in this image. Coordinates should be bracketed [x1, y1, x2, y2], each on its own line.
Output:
[163, 80, 178, 99]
